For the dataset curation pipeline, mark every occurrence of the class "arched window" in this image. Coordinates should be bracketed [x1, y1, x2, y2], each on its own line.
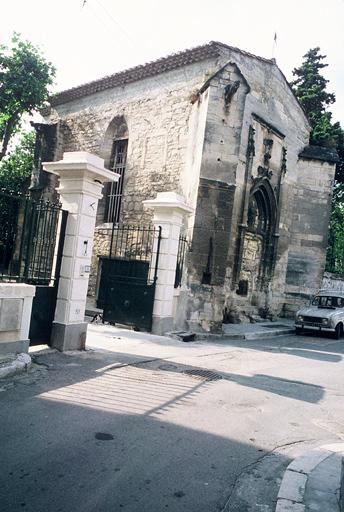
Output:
[245, 179, 277, 281]
[101, 116, 128, 223]
[247, 188, 271, 234]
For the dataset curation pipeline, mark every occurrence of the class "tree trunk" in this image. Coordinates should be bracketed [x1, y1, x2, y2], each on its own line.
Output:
[0, 114, 19, 161]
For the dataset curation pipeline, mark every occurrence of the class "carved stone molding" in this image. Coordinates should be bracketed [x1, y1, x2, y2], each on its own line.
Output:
[263, 138, 273, 167]
[247, 125, 256, 158]
[224, 80, 240, 108]
[251, 166, 273, 184]
[281, 147, 287, 176]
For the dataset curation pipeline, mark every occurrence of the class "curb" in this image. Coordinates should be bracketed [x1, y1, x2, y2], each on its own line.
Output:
[244, 328, 295, 340]
[191, 327, 295, 342]
[0, 353, 32, 380]
[275, 443, 344, 511]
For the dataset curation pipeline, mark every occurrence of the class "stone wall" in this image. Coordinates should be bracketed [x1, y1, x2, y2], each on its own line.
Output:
[88, 227, 112, 298]
[47, 58, 219, 226]
[283, 157, 335, 315]
[0, 284, 35, 356]
[322, 272, 344, 293]
[174, 178, 235, 332]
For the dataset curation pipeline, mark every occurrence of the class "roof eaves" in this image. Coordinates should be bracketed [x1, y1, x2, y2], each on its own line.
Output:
[50, 42, 221, 106]
[299, 145, 339, 164]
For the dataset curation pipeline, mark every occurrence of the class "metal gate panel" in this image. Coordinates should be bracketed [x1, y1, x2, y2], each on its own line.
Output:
[101, 225, 161, 331]
[28, 208, 68, 345]
[104, 278, 156, 332]
[0, 190, 68, 345]
[29, 286, 58, 345]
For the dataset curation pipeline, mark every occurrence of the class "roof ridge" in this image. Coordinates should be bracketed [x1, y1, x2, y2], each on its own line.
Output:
[50, 41, 275, 107]
[50, 42, 219, 106]
[210, 40, 274, 64]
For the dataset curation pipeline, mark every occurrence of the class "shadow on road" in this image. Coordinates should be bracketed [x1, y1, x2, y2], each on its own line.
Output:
[0, 350, 293, 512]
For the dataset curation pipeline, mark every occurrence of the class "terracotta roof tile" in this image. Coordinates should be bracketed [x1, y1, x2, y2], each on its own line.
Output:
[50, 41, 274, 106]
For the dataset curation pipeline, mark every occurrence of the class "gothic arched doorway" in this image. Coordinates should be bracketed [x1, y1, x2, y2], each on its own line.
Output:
[238, 179, 277, 298]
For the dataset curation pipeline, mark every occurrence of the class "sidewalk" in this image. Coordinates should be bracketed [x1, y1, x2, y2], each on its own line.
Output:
[85, 295, 296, 341]
[221, 318, 295, 340]
[168, 318, 295, 342]
[276, 443, 344, 511]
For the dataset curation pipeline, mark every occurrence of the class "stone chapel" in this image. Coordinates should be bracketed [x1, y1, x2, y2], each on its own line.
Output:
[38, 41, 338, 332]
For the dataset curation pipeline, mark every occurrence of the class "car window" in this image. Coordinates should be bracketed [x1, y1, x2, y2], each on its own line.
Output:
[312, 296, 344, 307]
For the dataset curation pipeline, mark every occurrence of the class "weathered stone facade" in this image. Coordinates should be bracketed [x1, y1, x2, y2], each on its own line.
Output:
[43, 41, 337, 332]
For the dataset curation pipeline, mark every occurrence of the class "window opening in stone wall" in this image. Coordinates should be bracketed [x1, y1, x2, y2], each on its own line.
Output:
[236, 279, 248, 296]
[202, 237, 213, 285]
[106, 139, 128, 223]
[247, 189, 270, 235]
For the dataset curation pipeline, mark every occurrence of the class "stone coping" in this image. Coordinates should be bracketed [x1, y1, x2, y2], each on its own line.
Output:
[0, 283, 35, 298]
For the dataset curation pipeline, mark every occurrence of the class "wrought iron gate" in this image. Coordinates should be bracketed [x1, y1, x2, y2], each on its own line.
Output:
[99, 224, 161, 331]
[0, 190, 67, 345]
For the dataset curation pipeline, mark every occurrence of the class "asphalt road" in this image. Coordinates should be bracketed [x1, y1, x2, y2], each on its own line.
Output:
[1, 326, 344, 512]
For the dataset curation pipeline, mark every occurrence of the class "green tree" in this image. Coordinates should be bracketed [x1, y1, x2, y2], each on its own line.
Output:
[291, 47, 338, 148]
[0, 130, 35, 192]
[292, 48, 344, 273]
[326, 185, 344, 273]
[0, 33, 55, 161]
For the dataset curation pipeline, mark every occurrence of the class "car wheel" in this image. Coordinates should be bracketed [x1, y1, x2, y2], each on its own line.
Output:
[334, 323, 343, 340]
[295, 327, 303, 335]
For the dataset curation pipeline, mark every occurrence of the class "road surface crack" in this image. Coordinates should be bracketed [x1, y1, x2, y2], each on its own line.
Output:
[219, 438, 315, 512]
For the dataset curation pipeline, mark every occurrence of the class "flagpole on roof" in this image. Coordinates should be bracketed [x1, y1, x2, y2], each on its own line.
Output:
[272, 31, 277, 61]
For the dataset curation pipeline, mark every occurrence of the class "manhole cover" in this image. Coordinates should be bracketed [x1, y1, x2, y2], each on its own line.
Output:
[183, 369, 222, 382]
[262, 324, 290, 329]
[158, 364, 178, 371]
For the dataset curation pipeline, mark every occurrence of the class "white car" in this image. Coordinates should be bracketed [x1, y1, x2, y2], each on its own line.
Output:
[295, 291, 344, 339]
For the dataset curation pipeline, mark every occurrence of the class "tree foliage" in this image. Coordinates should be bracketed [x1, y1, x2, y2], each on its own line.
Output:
[0, 130, 35, 192]
[292, 48, 344, 273]
[291, 47, 340, 149]
[326, 185, 344, 273]
[0, 33, 55, 161]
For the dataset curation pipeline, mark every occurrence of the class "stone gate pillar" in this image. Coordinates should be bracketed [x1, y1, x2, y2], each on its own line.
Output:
[44, 152, 119, 351]
[143, 192, 193, 335]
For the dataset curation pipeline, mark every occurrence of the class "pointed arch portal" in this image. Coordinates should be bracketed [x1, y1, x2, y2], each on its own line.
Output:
[238, 179, 277, 296]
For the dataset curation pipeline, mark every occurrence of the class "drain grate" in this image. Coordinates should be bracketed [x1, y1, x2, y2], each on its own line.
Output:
[183, 369, 222, 382]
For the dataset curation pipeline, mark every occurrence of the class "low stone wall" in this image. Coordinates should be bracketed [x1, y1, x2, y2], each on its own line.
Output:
[88, 226, 112, 298]
[322, 272, 344, 293]
[0, 284, 35, 356]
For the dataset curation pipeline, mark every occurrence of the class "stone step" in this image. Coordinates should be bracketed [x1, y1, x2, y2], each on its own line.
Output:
[222, 320, 295, 341]
[275, 443, 344, 511]
[0, 353, 32, 379]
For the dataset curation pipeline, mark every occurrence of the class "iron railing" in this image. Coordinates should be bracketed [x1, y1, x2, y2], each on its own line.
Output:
[108, 224, 162, 284]
[174, 234, 188, 288]
[0, 189, 66, 285]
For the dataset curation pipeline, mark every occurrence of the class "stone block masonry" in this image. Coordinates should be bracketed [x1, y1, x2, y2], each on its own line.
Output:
[0, 284, 35, 356]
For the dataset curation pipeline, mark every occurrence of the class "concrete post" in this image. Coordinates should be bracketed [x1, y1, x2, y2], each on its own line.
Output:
[143, 192, 193, 335]
[43, 152, 119, 351]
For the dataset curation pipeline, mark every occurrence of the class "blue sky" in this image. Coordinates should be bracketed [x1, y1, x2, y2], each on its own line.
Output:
[1, 0, 343, 123]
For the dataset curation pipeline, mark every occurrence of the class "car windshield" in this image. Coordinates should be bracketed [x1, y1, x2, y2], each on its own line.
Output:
[312, 295, 344, 308]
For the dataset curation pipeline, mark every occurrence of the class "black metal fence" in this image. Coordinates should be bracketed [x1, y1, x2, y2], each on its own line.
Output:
[99, 224, 162, 331]
[174, 234, 188, 288]
[0, 189, 65, 285]
[108, 224, 162, 284]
